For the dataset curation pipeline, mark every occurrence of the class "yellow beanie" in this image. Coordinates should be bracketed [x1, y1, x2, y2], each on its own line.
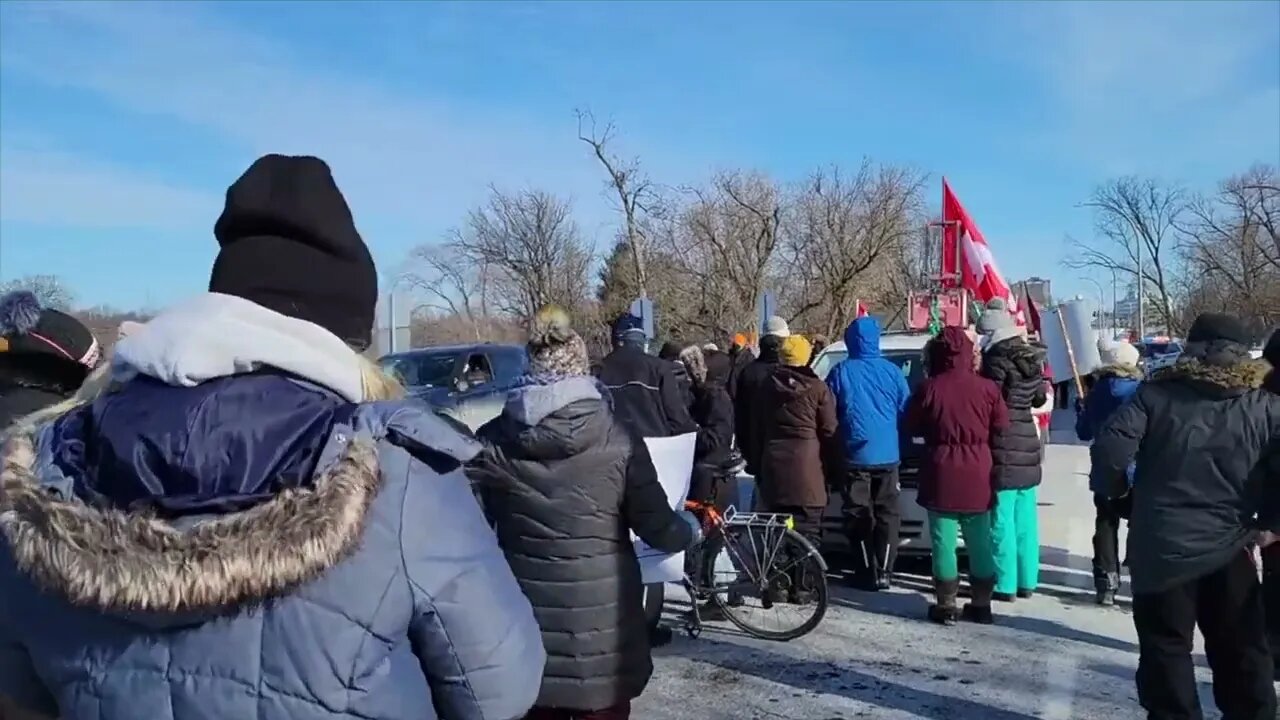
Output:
[779, 334, 812, 367]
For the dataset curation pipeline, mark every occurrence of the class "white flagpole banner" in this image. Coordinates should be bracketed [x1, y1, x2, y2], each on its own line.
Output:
[636, 432, 696, 584]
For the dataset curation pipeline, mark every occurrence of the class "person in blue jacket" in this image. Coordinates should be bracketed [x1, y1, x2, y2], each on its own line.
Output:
[826, 315, 911, 590]
[0, 155, 545, 720]
[1075, 339, 1143, 606]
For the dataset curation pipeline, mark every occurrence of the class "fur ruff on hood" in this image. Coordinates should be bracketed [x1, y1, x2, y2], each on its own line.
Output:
[0, 426, 382, 615]
[1091, 363, 1145, 381]
[1149, 358, 1270, 392]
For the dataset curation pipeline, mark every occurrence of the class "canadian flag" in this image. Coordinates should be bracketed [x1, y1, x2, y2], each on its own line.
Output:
[941, 179, 1022, 325]
[855, 300, 869, 318]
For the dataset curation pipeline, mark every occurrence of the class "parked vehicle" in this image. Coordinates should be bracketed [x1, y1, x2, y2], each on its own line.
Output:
[378, 343, 527, 429]
[1137, 337, 1183, 377]
[811, 331, 934, 556]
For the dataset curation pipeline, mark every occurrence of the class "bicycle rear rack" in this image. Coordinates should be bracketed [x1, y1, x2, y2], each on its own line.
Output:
[722, 507, 795, 530]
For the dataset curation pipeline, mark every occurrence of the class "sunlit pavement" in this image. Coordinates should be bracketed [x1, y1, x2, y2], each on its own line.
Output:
[637, 418, 1231, 720]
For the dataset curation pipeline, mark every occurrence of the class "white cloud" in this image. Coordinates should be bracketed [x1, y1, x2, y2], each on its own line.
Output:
[0, 1, 699, 247]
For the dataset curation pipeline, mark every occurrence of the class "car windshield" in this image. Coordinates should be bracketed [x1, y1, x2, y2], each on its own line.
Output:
[812, 349, 925, 391]
[379, 352, 459, 388]
[1140, 342, 1181, 358]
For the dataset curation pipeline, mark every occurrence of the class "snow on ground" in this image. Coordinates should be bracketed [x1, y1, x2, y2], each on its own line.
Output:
[637, 417, 1229, 719]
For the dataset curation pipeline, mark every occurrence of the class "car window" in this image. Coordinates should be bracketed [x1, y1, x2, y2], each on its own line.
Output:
[884, 352, 926, 391]
[811, 349, 924, 391]
[489, 346, 529, 383]
[812, 350, 847, 380]
[379, 352, 460, 388]
[463, 353, 494, 387]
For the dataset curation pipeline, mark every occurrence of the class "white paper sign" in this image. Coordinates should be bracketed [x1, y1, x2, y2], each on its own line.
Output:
[635, 432, 696, 584]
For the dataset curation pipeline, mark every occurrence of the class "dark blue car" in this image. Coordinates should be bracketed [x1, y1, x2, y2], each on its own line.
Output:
[378, 343, 528, 429]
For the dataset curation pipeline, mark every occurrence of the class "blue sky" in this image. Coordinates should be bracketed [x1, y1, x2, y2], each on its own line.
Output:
[1, 0, 1277, 310]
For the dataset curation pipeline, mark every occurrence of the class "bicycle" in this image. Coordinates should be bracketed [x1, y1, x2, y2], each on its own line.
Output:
[680, 498, 828, 641]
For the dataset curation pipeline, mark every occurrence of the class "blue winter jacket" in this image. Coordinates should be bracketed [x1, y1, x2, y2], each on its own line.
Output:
[1075, 364, 1143, 493]
[0, 374, 544, 718]
[825, 317, 911, 467]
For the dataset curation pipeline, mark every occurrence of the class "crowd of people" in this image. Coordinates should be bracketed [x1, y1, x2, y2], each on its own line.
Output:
[0, 154, 1276, 720]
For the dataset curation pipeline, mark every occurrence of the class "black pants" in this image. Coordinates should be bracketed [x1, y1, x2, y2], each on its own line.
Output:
[1264, 545, 1280, 672]
[840, 465, 901, 576]
[1092, 493, 1132, 586]
[771, 504, 823, 594]
[686, 470, 739, 584]
[1132, 551, 1277, 720]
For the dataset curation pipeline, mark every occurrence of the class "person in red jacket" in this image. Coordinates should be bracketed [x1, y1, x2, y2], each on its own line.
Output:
[907, 327, 1009, 625]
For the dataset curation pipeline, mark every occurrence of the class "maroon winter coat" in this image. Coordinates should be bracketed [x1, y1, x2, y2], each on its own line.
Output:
[906, 327, 1009, 514]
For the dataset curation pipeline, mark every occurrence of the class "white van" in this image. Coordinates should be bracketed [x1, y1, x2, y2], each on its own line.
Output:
[810, 331, 937, 556]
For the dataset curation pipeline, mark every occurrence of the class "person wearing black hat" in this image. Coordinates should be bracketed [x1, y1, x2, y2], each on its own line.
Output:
[0, 154, 545, 720]
[0, 290, 101, 429]
[595, 313, 696, 439]
[1093, 312, 1279, 720]
[657, 340, 694, 410]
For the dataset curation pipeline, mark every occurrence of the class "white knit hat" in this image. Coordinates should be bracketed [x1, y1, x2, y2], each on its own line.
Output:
[1098, 340, 1140, 368]
[763, 315, 791, 338]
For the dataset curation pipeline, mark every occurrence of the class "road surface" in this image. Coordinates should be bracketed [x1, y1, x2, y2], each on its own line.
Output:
[636, 418, 1233, 720]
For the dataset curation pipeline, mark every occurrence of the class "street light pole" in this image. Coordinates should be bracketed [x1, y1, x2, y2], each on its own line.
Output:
[1081, 277, 1107, 335]
[1135, 242, 1146, 339]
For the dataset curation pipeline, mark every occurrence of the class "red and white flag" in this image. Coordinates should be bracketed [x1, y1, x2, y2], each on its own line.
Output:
[941, 179, 1022, 325]
[855, 300, 869, 318]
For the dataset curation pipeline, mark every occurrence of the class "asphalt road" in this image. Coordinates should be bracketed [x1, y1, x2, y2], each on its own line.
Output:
[634, 422, 1238, 720]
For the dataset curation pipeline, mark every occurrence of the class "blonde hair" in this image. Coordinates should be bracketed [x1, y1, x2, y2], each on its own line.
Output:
[358, 355, 404, 401]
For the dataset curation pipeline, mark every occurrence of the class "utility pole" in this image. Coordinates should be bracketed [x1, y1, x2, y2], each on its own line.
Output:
[1135, 241, 1146, 339]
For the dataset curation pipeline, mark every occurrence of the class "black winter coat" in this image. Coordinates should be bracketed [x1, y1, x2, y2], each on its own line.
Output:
[734, 336, 782, 474]
[597, 344, 697, 438]
[726, 346, 754, 402]
[980, 338, 1047, 490]
[1093, 356, 1280, 594]
[471, 379, 694, 711]
[689, 352, 735, 503]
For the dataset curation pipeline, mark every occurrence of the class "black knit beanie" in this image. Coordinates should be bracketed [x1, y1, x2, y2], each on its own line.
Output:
[1186, 312, 1252, 347]
[209, 154, 377, 350]
[0, 291, 100, 369]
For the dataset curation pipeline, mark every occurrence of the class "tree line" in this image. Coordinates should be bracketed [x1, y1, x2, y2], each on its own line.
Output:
[6, 122, 1275, 352]
[1065, 165, 1279, 338]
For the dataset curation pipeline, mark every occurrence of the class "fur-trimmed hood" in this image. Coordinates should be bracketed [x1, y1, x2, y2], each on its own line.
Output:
[1091, 363, 1144, 382]
[1149, 357, 1270, 396]
[0, 423, 383, 619]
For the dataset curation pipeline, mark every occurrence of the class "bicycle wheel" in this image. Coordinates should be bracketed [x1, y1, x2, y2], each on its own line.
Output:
[704, 524, 828, 641]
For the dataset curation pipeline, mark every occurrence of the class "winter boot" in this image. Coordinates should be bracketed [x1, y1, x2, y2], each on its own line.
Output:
[876, 545, 894, 590]
[1095, 572, 1120, 606]
[1016, 589, 1034, 600]
[928, 578, 961, 625]
[849, 542, 879, 591]
[963, 576, 996, 625]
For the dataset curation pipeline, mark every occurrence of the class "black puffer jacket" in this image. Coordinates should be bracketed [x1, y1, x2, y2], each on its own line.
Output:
[981, 337, 1047, 490]
[1093, 352, 1280, 594]
[470, 377, 694, 712]
[597, 343, 697, 438]
[734, 335, 782, 474]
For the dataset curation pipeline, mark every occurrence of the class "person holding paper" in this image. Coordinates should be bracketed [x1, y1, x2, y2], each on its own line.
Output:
[471, 307, 701, 720]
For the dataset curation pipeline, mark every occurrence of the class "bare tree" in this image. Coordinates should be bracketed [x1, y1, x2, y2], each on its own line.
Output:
[662, 171, 785, 337]
[444, 186, 593, 320]
[577, 110, 658, 300]
[1064, 177, 1188, 334]
[781, 162, 927, 337]
[0, 274, 76, 311]
[1180, 165, 1280, 331]
[405, 243, 490, 340]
